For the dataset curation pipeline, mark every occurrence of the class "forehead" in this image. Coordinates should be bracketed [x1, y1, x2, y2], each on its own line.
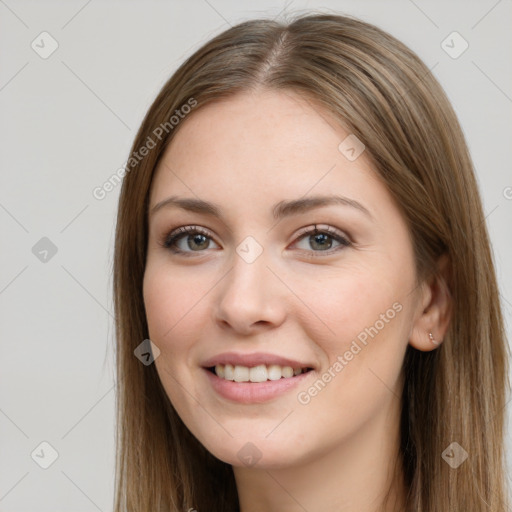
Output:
[158, 89, 350, 172]
[149, 89, 387, 217]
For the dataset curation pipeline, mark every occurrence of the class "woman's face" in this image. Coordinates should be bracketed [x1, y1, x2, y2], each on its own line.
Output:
[143, 89, 425, 468]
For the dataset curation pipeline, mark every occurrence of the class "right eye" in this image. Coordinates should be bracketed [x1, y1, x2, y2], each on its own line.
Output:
[162, 225, 220, 256]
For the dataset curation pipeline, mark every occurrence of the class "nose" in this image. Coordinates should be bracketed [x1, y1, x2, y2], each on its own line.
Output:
[213, 247, 287, 335]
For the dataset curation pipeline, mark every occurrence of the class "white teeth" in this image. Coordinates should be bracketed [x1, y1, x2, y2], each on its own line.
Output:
[216, 364, 225, 379]
[224, 364, 234, 380]
[267, 364, 282, 381]
[249, 365, 268, 383]
[233, 365, 249, 382]
[282, 366, 294, 378]
[213, 363, 308, 382]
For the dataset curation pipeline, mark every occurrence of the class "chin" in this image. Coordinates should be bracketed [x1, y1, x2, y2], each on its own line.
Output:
[196, 432, 308, 470]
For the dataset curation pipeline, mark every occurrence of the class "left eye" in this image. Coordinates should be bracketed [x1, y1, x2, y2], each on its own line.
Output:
[293, 226, 351, 254]
[162, 225, 351, 256]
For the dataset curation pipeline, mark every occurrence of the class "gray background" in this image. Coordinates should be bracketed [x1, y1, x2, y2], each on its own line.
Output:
[1, 0, 511, 509]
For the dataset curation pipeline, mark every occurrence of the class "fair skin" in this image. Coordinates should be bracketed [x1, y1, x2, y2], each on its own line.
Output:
[143, 89, 451, 512]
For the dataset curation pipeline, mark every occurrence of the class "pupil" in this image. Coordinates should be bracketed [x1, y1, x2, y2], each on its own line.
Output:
[312, 233, 331, 250]
[189, 234, 208, 250]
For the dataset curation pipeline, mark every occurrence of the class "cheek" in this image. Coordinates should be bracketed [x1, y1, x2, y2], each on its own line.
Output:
[290, 262, 412, 415]
[142, 262, 209, 350]
[292, 260, 409, 355]
[142, 265, 206, 404]
[142, 264, 207, 417]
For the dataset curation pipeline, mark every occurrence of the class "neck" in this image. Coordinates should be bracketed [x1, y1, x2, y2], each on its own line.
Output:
[233, 395, 406, 512]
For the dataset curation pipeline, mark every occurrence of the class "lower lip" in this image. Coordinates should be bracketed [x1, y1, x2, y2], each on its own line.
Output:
[203, 368, 313, 403]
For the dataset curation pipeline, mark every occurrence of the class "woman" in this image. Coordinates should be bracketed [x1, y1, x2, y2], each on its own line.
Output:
[112, 12, 510, 511]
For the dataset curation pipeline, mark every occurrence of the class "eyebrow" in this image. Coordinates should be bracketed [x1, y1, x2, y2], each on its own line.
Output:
[149, 194, 373, 221]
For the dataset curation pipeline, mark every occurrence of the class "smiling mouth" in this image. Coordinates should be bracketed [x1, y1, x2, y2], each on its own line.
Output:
[207, 364, 314, 383]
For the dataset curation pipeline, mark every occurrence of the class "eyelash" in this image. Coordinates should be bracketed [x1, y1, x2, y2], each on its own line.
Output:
[160, 224, 351, 258]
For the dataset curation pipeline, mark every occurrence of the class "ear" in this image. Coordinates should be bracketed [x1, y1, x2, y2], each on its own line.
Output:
[409, 254, 452, 351]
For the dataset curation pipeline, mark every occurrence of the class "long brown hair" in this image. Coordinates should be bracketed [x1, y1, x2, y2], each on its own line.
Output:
[112, 12, 511, 511]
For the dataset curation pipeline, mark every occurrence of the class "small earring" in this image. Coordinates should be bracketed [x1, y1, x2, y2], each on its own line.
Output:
[429, 332, 440, 346]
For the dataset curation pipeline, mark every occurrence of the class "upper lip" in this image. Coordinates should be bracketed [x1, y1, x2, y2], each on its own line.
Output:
[201, 352, 315, 369]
